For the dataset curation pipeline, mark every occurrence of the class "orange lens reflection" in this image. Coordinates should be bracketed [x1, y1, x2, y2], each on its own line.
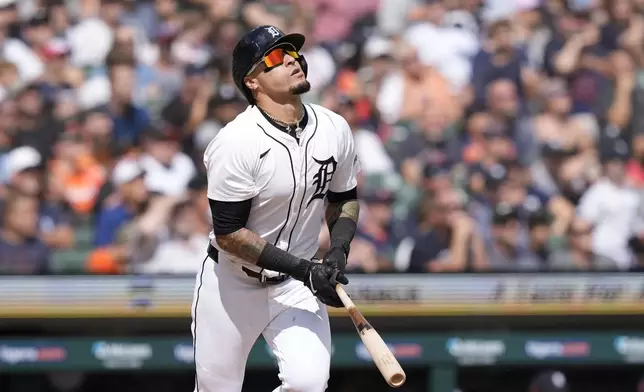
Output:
[262, 49, 300, 68]
[263, 49, 285, 68]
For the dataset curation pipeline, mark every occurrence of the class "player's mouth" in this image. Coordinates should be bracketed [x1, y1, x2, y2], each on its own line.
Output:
[291, 68, 302, 76]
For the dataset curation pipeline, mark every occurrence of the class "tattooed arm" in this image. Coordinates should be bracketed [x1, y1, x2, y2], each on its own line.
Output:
[216, 228, 316, 280]
[215, 228, 267, 264]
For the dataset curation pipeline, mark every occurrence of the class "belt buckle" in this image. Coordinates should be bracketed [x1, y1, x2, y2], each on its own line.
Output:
[259, 274, 267, 284]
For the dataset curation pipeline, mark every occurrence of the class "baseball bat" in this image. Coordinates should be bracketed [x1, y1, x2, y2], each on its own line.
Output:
[335, 285, 406, 388]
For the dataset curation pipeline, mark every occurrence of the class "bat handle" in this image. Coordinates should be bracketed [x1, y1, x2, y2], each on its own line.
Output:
[335, 284, 354, 309]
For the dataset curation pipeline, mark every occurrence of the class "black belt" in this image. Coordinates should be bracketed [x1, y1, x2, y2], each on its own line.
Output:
[207, 244, 288, 285]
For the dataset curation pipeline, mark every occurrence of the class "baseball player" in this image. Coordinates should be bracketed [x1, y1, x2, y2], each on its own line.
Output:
[191, 25, 361, 392]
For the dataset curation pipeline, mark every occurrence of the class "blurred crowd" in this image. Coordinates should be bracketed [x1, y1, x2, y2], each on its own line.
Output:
[3, 0, 644, 274]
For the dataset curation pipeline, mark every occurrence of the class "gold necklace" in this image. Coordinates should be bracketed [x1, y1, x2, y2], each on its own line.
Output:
[258, 105, 305, 139]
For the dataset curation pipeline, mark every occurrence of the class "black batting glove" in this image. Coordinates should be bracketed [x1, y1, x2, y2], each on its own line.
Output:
[322, 246, 348, 288]
[302, 262, 348, 308]
[322, 246, 347, 273]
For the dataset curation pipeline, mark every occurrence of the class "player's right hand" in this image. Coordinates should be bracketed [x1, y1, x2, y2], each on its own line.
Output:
[303, 262, 348, 308]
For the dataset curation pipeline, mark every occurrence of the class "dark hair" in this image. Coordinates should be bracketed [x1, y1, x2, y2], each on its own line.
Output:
[105, 48, 136, 70]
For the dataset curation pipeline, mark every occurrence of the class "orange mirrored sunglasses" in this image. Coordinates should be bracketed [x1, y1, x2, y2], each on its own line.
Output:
[248, 47, 300, 74]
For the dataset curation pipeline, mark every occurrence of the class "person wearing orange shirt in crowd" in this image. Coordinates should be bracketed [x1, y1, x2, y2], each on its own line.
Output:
[49, 133, 106, 216]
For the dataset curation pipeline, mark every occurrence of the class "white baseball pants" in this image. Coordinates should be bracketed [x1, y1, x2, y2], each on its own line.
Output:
[191, 255, 331, 392]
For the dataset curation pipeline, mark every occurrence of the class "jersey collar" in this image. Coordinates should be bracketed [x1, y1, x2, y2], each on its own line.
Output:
[252, 104, 316, 143]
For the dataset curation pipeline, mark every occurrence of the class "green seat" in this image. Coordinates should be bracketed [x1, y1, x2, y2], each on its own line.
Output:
[49, 220, 97, 274]
[75, 225, 95, 249]
[50, 249, 91, 274]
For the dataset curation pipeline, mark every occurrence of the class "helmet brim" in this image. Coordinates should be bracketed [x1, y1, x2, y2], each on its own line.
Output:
[270, 33, 306, 53]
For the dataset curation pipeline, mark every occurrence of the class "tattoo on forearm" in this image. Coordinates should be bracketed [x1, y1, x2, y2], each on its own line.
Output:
[326, 199, 359, 232]
[325, 203, 342, 232]
[216, 228, 267, 264]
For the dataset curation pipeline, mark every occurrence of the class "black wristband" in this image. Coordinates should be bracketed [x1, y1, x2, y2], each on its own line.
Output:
[257, 243, 311, 281]
[329, 216, 357, 255]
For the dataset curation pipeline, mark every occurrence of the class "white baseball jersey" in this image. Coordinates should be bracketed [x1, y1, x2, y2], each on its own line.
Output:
[204, 104, 360, 276]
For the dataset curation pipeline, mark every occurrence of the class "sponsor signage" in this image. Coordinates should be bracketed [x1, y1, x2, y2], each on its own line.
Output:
[91, 341, 153, 369]
[446, 338, 505, 365]
[0, 332, 641, 371]
[525, 341, 590, 359]
[173, 344, 194, 364]
[0, 345, 66, 365]
[614, 336, 644, 363]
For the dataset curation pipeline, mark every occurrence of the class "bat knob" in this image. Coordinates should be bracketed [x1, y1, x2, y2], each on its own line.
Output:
[389, 372, 406, 388]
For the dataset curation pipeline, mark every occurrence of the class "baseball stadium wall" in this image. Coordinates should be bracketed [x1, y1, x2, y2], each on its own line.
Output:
[1, 272, 644, 392]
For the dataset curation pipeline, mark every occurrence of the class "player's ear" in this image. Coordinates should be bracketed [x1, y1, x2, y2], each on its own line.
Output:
[244, 75, 259, 93]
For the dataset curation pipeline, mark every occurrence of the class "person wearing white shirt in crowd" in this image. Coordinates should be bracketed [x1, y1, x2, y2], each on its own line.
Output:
[139, 200, 209, 274]
[66, 0, 113, 68]
[402, 1, 479, 91]
[577, 137, 643, 270]
[139, 125, 196, 197]
[0, 7, 44, 86]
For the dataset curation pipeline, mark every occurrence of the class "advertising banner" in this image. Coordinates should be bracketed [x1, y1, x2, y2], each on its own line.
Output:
[0, 332, 642, 372]
[2, 274, 644, 318]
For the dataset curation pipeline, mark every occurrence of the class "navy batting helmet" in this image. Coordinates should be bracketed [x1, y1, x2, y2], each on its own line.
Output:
[232, 25, 308, 105]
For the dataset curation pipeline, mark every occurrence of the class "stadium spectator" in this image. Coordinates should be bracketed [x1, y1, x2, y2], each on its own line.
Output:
[139, 125, 196, 197]
[377, 42, 460, 125]
[186, 173, 211, 235]
[0, 60, 20, 100]
[103, 48, 150, 154]
[577, 136, 642, 270]
[404, 187, 488, 273]
[542, 0, 609, 116]
[471, 14, 538, 109]
[0, 192, 50, 273]
[89, 156, 182, 273]
[549, 217, 598, 270]
[347, 189, 398, 273]
[526, 206, 559, 264]
[161, 63, 214, 144]
[1, 146, 74, 250]
[488, 203, 542, 271]
[137, 200, 208, 274]
[11, 83, 64, 162]
[93, 157, 147, 248]
[49, 132, 107, 216]
[0, 5, 44, 86]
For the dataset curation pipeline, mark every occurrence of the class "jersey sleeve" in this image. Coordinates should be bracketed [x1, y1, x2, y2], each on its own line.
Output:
[204, 132, 259, 202]
[329, 116, 361, 193]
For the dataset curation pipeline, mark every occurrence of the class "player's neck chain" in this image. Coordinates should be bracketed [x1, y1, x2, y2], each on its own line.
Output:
[257, 105, 306, 139]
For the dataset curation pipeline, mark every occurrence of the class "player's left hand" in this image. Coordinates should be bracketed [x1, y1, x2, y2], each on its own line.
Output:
[304, 262, 348, 308]
[315, 269, 345, 308]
